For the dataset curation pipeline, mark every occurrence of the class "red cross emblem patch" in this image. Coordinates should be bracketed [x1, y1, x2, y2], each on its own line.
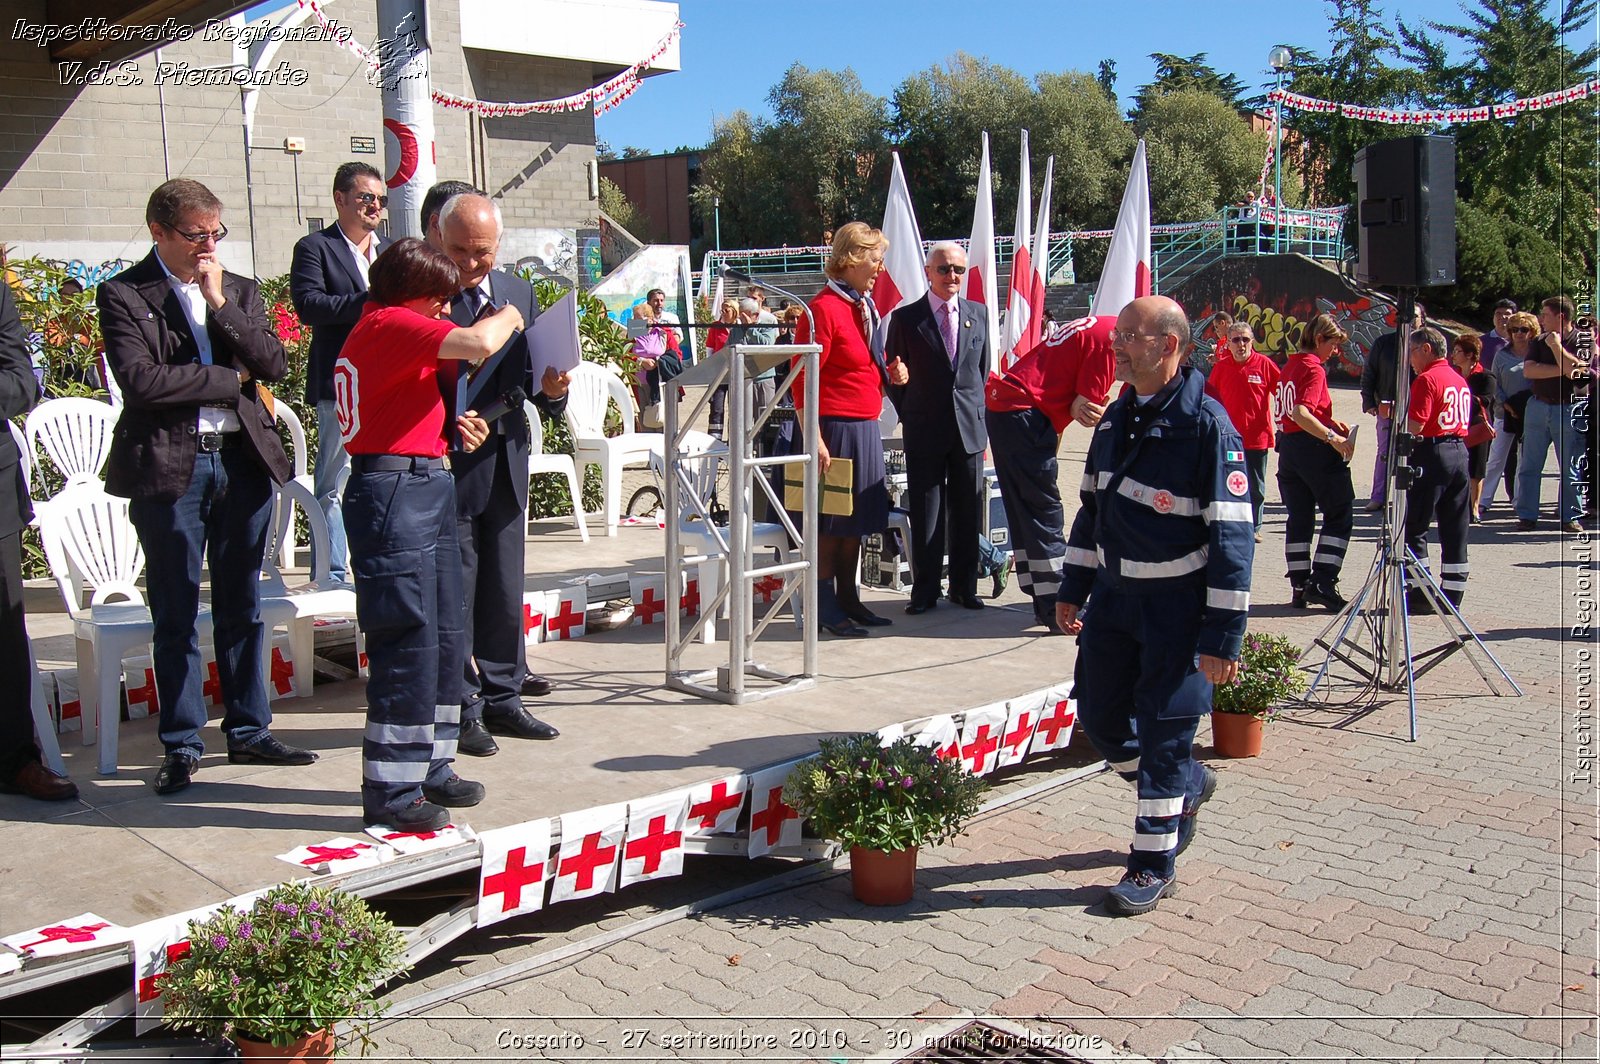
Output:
[1227, 470, 1250, 497]
[1152, 490, 1175, 513]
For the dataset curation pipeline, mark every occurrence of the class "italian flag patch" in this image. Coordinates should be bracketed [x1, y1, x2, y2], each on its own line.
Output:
[1226, 450, 1244, 463]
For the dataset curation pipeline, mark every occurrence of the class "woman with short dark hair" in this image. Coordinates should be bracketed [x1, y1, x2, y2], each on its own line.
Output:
[1449, 334, 1493, 522]
[336, 236, 524, 832]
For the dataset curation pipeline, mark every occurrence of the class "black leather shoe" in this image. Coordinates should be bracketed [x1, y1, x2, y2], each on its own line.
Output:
[423, 774, 486, 808]
[905, 600, 936, 615]
[845, 606, 893, 627]
[377, 797, 450, 832]
[821, 617, 869, 637]
[521, 673, 554, 697]
[154, 752, 197, 795]
[484, 707, 560, 740]
[948, 592, 985, 610]
[457, 719, 499, 757]
[1290, 583, 1308, 609]
[227, 733, 318, 766]
[1303, 579, 1347, 611]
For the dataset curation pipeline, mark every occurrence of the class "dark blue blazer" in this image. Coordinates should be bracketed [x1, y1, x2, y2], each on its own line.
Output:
[289, 223, 390, 405]
[447, 268, 567, 514]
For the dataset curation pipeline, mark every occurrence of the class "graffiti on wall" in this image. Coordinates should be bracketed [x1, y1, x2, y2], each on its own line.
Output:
[502, 228, 577, 282]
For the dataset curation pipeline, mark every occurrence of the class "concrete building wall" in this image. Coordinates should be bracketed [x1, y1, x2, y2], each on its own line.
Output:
[0, 0, 607, 280]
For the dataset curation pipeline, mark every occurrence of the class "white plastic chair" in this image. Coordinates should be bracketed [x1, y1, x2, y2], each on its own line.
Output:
[35, 483, 204, 775]
[8, 420, 33, 508]
[259, 478, 359, 698]
[524, 399, 588, 542]
[271, 402, 316, 570]
[24, 396, 115, 490]
[654, 432, 798, 645]
[563, 362, 664, 536]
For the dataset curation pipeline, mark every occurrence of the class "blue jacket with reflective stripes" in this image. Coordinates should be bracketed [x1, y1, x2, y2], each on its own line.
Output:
[1058, 365, 1255, 660]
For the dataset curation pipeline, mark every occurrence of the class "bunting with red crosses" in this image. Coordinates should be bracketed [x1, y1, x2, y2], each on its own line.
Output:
[275, 837, 387, 875]
[2, 913, 130, 960]
[123, 665, 158, 720]
[1029, 686, 1077, 755]
[917, 714, 960, 762]
[546, 586, 588, 642]
[365, 822, 475, 856]
[132, 889, 266, 1033]
[550, 803, 626, 903]
[620, 790, 690, 887]
[996, 695, 1041, 770]
[478, 818, 552, 927]
[629, 573, 669, 626]
[684, 773, 748, 837]
[958, 703, 1008, 776]
[522, 590, 552, 646]
[745, 762, 804, 858]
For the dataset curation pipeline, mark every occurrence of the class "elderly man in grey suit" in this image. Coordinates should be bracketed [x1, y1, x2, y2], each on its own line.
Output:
[886, 241, 992, 614]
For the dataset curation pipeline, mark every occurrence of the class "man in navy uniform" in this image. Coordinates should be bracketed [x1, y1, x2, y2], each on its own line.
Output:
[1402, 326, 1472, 611]
[1057, 295, 1253, 915]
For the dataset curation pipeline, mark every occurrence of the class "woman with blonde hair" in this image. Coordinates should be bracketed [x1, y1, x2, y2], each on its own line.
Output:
[795, 221, 907, 636]
[1275, 313, 1357, 610]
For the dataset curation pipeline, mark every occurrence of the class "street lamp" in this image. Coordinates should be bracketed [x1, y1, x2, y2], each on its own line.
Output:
[713, 194, 722, 251]
[1268, 45, 1292, 254]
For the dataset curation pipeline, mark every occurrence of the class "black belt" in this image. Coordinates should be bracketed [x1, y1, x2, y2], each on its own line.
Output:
[1414, 435, 1465, 447]
[196, 431, 243, 453]
[350, 454, 450, 473]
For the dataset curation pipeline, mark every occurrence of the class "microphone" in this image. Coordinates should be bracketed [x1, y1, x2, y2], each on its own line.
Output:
[721, 266, 755, 285]
[471, 385, 528, 424]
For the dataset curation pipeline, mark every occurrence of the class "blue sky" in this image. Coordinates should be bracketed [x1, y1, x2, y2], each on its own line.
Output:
[597, 0, 1490, 153]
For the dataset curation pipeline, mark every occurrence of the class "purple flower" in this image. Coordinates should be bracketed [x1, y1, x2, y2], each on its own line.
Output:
[874, 778, 886, 790]
[229, 973, 241, 986]
[902, 776, 914, 788]
[210, 934, 229, 950]
[237, 922, 253, 939]
[310, 931, 323, 943]
[273, 902, 291, 914]
[289, 929, 302, 939]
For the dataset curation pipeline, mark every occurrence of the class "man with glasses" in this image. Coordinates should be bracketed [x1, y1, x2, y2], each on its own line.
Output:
[1055, 295, 1253, 915]
[1204, 321, 1280, 541]
[290, 162, 391, 584]
[886, 242, 991, 615]
[98, 178, 315, 795]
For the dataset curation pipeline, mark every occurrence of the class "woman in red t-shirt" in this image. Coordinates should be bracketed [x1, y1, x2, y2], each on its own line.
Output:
[794, 222, 906, 636]
[336, 237, 524, 833]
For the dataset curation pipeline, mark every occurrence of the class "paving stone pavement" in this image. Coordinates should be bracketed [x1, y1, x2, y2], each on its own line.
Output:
[382, 387, 1597, 1063]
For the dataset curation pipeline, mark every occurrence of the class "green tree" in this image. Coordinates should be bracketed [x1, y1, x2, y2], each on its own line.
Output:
[1137, 89, 1270, 221]
[690, 110, 798, 250]
[598, 177, 652, 242]
[764, 63, 893, 235]
[1133, 53, 1250, 119]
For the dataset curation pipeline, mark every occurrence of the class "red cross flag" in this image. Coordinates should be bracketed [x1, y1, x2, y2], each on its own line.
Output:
[751, 573, 785, 607]
[620, 790, 690, 887]
[1030, 685, 1077, 754]
[959, 703, 1008, 776]
[55, 668, 81, 734]
[365, 822, 476, 856]
[133, 888, 267, 1034]
[916, 714, 959, 761]
[997, 694, 1042, 770]
[123, 664, 158, 720]
[2, 913, 130, 960]
[522, 589, 552, 646]
[477, 818, 552, 927]
[546, 585, 588, 642]
[746, 761, 804, 858]
[550, 802, 626, 903]
[685, 772, 748, 837]
[629, 573, 669, 626]
[680, 575, 701, 617]
[275, 837, 388, 875]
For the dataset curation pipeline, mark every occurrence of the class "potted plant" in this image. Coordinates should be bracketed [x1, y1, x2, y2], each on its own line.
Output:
[1210, 631, 1309, 757]
[159, 882, 410, 1060]
[783, 733, 986, 905]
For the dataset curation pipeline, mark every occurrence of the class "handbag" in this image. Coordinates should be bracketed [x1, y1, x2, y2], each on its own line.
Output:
[1465, 399, 1495, 448]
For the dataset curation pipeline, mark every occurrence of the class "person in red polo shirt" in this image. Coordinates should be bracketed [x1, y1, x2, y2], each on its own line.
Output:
[335, 236, 521, 831]
[1204, 320, 1280, 542]
[1402, 325, 1472, 613]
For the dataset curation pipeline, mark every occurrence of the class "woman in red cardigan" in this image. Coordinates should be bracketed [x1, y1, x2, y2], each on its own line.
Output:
[796, 222, 908, 637]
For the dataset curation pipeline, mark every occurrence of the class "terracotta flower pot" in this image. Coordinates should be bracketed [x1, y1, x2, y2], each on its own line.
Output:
[233, 1029, 336, 1062]
[1212, 711, 1265, 758]
[849, 845, 918, 905]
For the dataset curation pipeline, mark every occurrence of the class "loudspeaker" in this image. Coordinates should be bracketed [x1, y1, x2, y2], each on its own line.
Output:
[1352, 135, 1457, 288]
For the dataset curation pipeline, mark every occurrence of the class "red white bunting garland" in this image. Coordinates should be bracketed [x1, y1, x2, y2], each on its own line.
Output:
[295, 0, 680, 118]
[1268, 78, 1598, 125]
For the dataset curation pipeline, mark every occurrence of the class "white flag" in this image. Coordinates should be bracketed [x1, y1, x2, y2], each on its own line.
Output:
[620, 790, 691, 887]
[550, 802, 626, 903]
[871, 152, 928, 319]
[966, 132, 1001, 373]
[685, 772, 748, 837]
[746, 761, 804, 858]
[959, 702, 1010, 776]
[1093, 139, 1152, 319]
[1030, 686, 1078, 754]
[1003, 130, 1034, 365]
[478, 818, 552, 927]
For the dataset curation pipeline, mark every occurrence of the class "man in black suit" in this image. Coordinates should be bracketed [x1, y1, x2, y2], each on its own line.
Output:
[887, 241, 991, 613]
[0, 281, 78, 801]
[426, 189, 571, 757]
[98, 178, 316, 794]
[289, 161, 390, 583]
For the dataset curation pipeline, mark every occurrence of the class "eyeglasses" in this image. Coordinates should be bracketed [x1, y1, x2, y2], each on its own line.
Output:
[934, 263, 967, 276]
[1228, 337, 1252, 345]
[1510, 327, 1533, 334]
[1109, 329, 1165, 346]
[165, 223, 227, 245]
[352, 192, 389, 208]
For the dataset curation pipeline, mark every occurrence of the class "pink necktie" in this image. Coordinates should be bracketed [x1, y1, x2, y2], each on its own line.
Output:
[939, 302, 958, 366]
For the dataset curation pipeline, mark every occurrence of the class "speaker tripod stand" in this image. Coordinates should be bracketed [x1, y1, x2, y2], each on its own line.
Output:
[1302, 291, 1522, 740]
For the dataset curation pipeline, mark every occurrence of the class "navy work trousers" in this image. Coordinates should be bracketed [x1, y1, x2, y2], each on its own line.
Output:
[987, 406, 1064, 618]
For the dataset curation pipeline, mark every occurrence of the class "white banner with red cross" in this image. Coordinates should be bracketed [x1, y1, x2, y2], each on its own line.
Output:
[477, 818, 552, 927]
[545, 586, 588, 642]
[877, 721, 905, 746]
[620, 790, 690, 887]
[684, 772, 747, 837]
[1, 913, 131, 960]
[550, 802, 625, 903]
[522, 589, 553, 646]
[958, 702, 1009, 776]
[266, 633, 298, 701]
[132, 888, 268, 1034]
[629, 572, 670, 626]
[365, 822, 476, 856]
[751, 572, 785, 608]
[276, 836, 389, 875]
[746, 761, 804, 858]
[680, 573, 701, 617]
[201, 647, 224, 709]
[54, 669, 81, 734]
[997, 692, 1043, 769]
[1030, 685, 1077, 754]
[123, 662, 158, 720]
[917, 713, 960, 761]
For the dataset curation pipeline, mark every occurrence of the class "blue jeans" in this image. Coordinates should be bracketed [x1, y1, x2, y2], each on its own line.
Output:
[976, 534, 1007, 576]
[1516, 397, 1584, 522]
[128, 449, 274, 759]
[314, 398, 350, 583]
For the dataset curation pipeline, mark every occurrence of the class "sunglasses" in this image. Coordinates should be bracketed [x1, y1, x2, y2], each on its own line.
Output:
[353, 192, 389, 208]
[1228, 337, 1251, 345]
[934, 263, 967, 276]
[1511, 327, 1533, 334]
[165, 223, 228, 245]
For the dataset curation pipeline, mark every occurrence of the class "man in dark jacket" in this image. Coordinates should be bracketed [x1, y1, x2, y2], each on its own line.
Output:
[98, 179, 315, 794]
[1360, 301, 1424, 511]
